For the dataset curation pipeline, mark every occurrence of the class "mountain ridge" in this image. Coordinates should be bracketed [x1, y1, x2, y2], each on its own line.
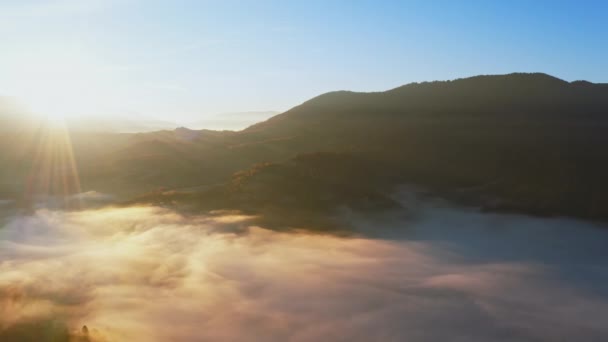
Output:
[3, 72, 608, 224]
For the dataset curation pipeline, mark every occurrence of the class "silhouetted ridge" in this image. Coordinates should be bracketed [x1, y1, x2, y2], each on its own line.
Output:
[4, 72, 608, 223]
[235, 73, 608, 222]
[248, 72, 608, 134]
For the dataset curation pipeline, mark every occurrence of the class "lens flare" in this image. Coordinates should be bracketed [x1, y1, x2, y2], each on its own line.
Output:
[22, 121, 82, 210]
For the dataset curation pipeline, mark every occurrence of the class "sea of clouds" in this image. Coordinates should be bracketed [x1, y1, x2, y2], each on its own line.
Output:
[1, 199, 608, 341]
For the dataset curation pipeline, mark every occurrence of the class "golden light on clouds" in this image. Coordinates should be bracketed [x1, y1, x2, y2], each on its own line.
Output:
[1, 206, 607, 341]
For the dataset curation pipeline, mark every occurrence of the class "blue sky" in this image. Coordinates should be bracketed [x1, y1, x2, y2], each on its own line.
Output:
[0, 0, 606, 121]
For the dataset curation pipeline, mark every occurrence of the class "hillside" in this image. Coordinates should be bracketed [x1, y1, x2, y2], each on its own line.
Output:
[233, 73, 608, 221]
[3, 73, 608, 222]
[128, 152, 401, 230]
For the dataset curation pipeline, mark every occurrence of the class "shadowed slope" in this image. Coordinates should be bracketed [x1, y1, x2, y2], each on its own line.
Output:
[3, 73, 608, 221]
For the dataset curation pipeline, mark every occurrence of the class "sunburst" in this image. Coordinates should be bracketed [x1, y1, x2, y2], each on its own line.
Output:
[22, 121, 82, 211]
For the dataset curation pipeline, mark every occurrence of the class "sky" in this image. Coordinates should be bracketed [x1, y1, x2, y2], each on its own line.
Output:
[0, 0, 607, 122]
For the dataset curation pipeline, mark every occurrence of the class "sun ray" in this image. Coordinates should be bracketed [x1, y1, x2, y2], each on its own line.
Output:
[22, 120, 82, 211]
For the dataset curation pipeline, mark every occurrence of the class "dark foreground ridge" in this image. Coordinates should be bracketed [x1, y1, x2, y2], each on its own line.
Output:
[3, 72, 608, 227]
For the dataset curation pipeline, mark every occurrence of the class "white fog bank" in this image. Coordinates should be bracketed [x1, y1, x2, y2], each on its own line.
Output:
[1, 203, 608, 341]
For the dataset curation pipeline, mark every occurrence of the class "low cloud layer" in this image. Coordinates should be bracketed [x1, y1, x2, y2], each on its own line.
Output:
[1, 203, 608, 341]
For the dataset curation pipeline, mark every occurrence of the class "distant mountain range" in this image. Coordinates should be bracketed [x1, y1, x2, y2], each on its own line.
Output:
[2, 73, 608, 226]
[0, 96, 38, 131]
[0, 100, 278, 133]
[186, 111, 280, 131]
[65, 110, 280, 132]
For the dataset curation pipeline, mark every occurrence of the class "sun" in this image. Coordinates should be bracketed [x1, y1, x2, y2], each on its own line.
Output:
[24, 91, 77, 123]
[12, 53, 108, 123]
[22, 79, 96, 123]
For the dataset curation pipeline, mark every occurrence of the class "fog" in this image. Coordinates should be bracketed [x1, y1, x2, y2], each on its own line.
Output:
[1, 199, 608, 341]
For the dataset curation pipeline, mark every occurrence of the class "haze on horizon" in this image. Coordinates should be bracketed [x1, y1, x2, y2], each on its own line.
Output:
[1, 0, 607, 123]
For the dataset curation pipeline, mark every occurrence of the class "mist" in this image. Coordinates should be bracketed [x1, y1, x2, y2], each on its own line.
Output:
[1, 200, 608, 341]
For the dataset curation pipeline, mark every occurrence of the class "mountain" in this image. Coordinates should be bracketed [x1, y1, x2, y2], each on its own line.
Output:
[130, 152, 401, 229]
[3, 73, 608, 223]
[225, 73, 608, 220]
[187, 110, 280, 130]
[65, 117, 179, 133]
[0, 96, 39, 131]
